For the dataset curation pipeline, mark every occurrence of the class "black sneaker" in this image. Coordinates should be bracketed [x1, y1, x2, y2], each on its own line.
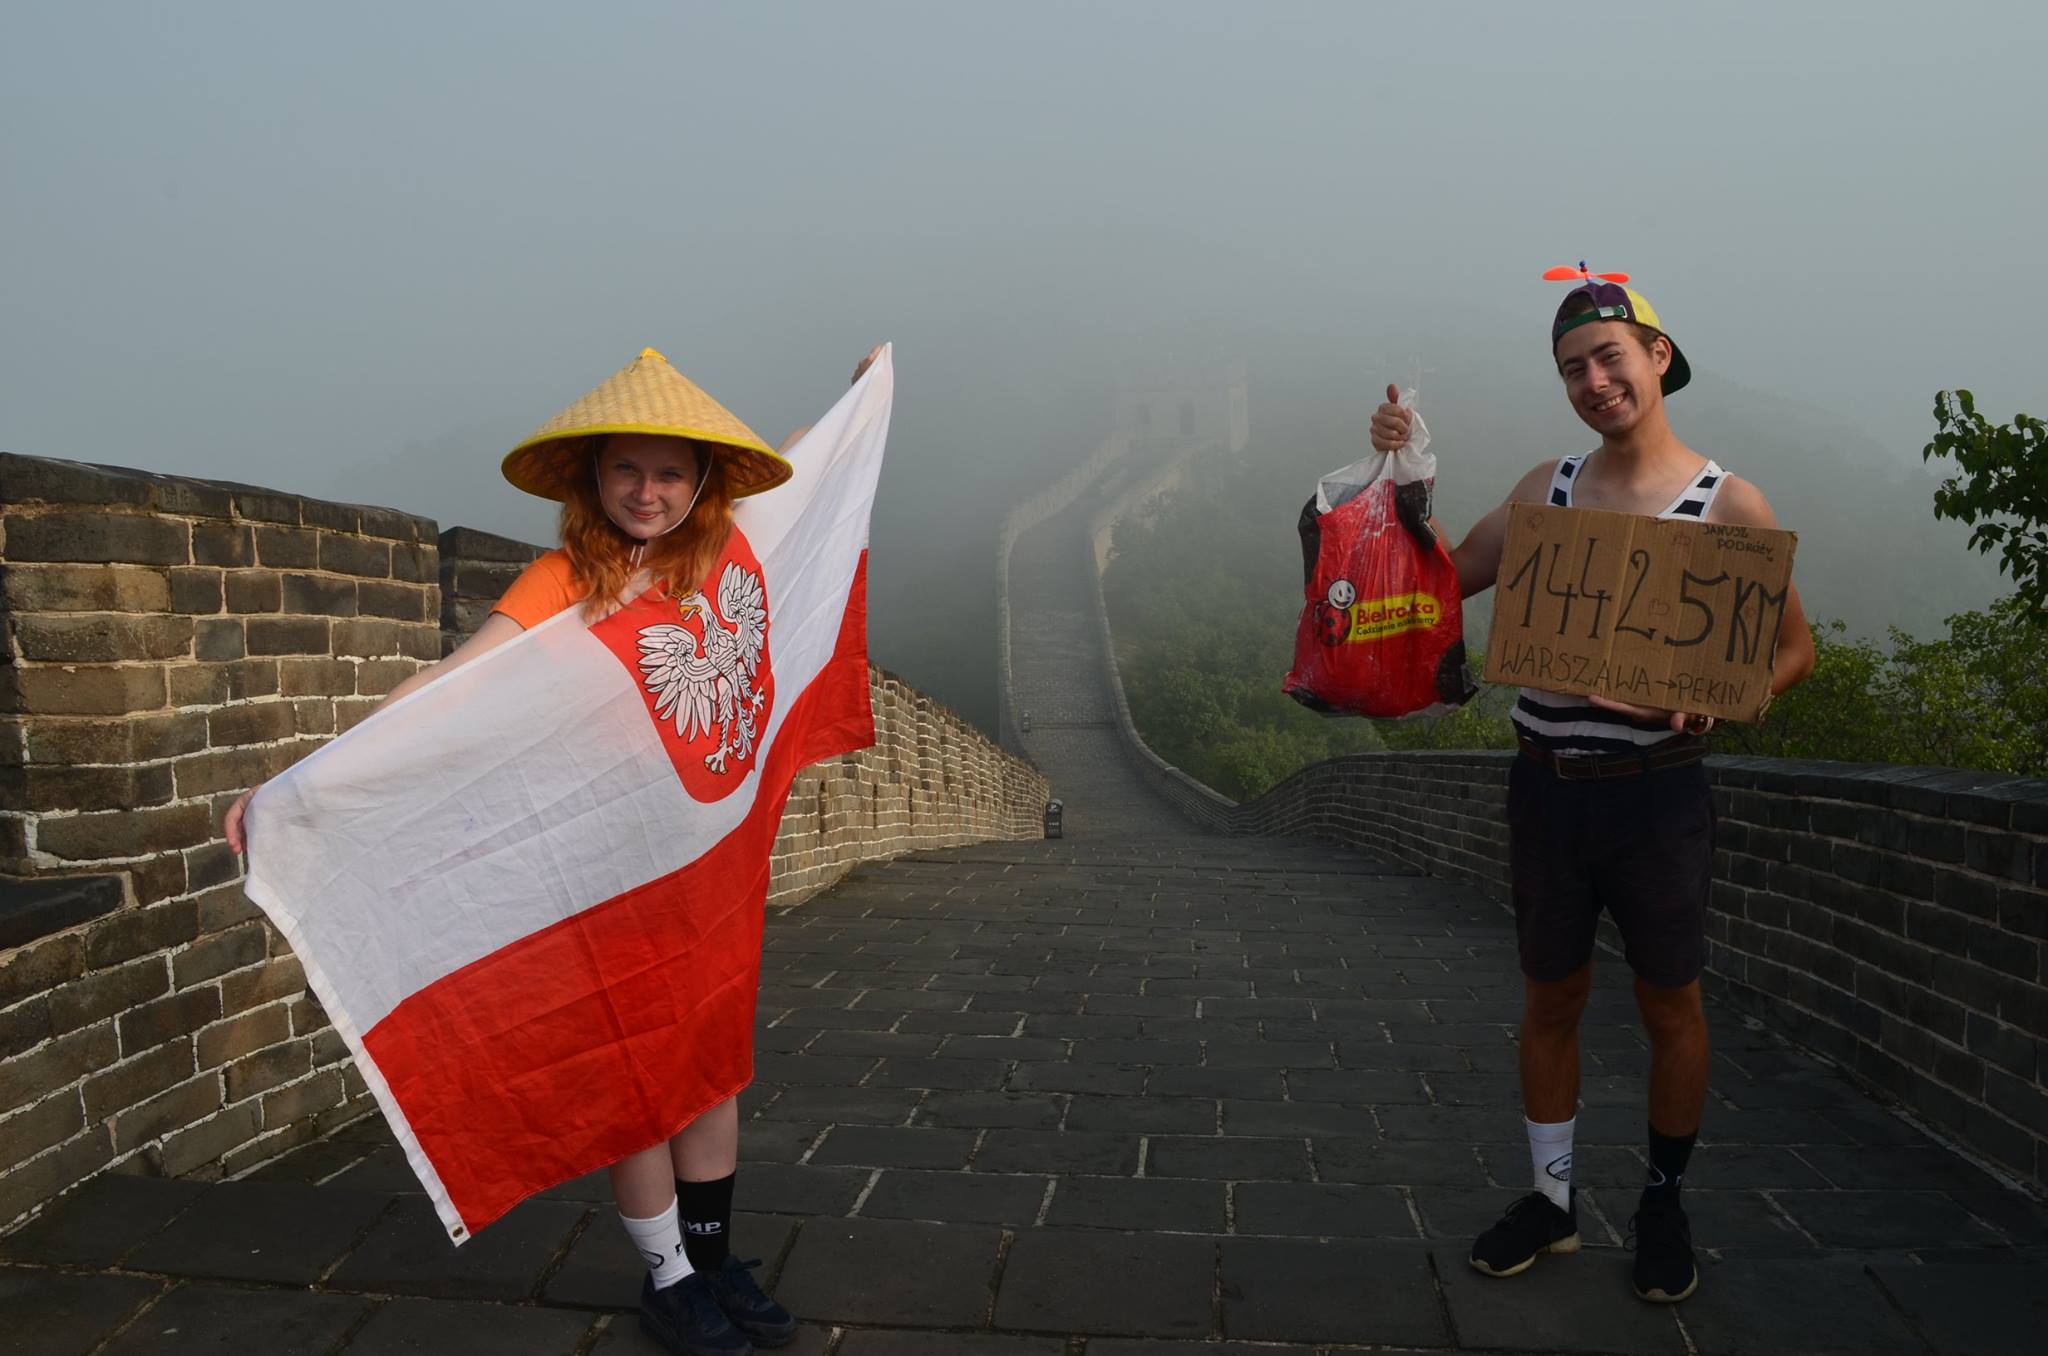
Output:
[1628, 1194, 1698, 1303]
[1470, 1189, 1580, 1277]
[640, 1272, 752, 1356]
[705, 1255, 798, 1348]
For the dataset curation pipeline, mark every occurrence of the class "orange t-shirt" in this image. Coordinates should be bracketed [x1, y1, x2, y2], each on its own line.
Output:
[491, 550, 587, 629]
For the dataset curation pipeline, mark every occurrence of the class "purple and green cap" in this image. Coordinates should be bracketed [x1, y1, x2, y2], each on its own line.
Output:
[1546, 265, 1692, 396]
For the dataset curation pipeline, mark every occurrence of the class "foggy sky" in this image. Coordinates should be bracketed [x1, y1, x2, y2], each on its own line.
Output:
[5, 2, 2043, 724]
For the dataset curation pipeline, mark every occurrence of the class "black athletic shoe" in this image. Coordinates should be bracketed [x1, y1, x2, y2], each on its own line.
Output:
[705, 1255, 798, 1348]
[1628, 1195, 1698, 1303]
[1470, 1189, 1580, 1277]
[640, 1272, 752, 1356]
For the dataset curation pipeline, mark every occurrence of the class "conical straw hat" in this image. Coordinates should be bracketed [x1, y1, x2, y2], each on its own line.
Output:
[502, 348, 792, 502]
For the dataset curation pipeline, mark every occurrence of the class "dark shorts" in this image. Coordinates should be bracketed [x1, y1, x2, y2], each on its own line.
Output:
[1506, 752, 1715, 988]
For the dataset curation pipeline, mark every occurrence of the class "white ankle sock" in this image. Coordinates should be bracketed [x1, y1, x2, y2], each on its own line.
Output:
[619, 1200, 693, 1287]
[1526, 1116, 1575, 1210]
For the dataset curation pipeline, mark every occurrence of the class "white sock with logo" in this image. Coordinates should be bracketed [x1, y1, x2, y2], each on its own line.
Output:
[619, 1200, 693, 1287]
[1526, 1116, 1575, 1210]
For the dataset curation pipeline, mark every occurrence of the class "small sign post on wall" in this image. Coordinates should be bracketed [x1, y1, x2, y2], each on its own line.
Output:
[1481, 505, 1798, 722]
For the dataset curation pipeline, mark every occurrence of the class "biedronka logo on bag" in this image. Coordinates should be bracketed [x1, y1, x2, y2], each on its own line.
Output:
[1313, 579, 1444, 648]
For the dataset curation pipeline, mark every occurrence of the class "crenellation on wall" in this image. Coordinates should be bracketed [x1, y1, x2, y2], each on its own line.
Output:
[2, 451, 1047, 1228]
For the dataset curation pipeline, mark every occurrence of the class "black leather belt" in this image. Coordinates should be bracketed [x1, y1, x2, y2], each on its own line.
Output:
[1517, 736, 1706, 781]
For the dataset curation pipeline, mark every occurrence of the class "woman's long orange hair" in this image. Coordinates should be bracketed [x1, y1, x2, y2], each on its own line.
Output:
[558, 438, 737, 621]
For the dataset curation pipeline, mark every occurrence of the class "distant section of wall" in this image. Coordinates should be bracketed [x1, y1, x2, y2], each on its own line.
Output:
[3, 454, 1047, 1228]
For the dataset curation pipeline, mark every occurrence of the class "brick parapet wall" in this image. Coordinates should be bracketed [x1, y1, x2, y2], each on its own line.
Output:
[1, 455, 1046, 1227]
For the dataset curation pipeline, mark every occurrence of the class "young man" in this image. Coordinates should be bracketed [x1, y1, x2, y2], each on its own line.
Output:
[1368, 279, 1814, 1303]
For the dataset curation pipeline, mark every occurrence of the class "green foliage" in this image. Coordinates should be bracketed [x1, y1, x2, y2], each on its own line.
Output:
[1924, 391, 2048, 618]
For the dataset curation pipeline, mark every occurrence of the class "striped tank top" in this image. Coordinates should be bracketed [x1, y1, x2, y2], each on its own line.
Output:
[1509, 453, 1729, 754]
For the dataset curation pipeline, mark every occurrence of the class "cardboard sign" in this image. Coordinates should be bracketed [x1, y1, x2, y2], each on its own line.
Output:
[1482, 504, 1798, 722]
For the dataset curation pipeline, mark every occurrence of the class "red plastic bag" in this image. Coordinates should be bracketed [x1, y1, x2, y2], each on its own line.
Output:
[1283, 393, 1476, 719]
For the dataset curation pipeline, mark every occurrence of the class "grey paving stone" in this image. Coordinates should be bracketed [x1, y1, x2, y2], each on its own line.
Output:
[1231, 1182, 1418, 1239]
[124, 1180, 393, 1285]
[246, 1137, 383, 1183]
[835, 1334, 1067, 1355]
[1204, 1040, 1334, 1070]
[1431, 1246, 1686, 1354]
[754, 1053, 882, 1085]
[339, 1296, 596, 1353]
[1410, 1185, 1616, 1245]
[1220, 1239, 1447, 1346]
[728, 1163, 870, 1217]
[973, 1130, 1140, 1175]
[1679, 1259, 1924, 1354]
[1044, 1176, 1225, 1233]
[808, 1126, 978, 1170]
[733, 1120, 825, 1165]
[1144, 1067, 1285, 1100]
[323, 1145, 428, 1194]
[1222, 1098, 1374, 1138]
[1794, 1145, 2002, 1191]
[1946, 1188, 2048, 1246]
[0, 1174, 207, 1267]
[1065, 1096, 1216, 1134]
[327, 1195, 587, 1301]
[802, 1031, 945, 1058]
[1283, 1069, 1431, 1103]
[993, 1230, 1213, 1337]
[0, 1266, 162, 1356]
[1087, 1343, 1314, 1356]
[1375, 1105, 1525, 1141]
[1474, 1143, 1644, 1192]
[757, 1087, 925, 1124]
[588, 1317, 833, 1354]
[536, 1169, 614, 1203]
[913, 1091, 1064, 1129]
[1007, 1061, 1145, 1095]
[1870, 1260, 2048, 1356]
[866, 1058, 1012, 1091]
[1773, 1189, 2005, 1249]
[543, 1211, 795, 1309]
[859, 1170, 1047, 1225]
[1147, 1136, 1312, 1182]
[102, 1282, 368, 1355]
[1318, 1138, 1487, 1186]
[1676, 1190, 1818, 1251]
[775, 1218, 1002, 1327]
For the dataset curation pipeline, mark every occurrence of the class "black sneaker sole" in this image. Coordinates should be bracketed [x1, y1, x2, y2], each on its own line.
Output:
[639, 1309, 754, 1356]
[1469, 1231, 1580, 1278]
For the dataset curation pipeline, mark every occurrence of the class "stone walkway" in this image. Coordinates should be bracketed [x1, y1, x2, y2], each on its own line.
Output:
[8, 835, 2048, 1354]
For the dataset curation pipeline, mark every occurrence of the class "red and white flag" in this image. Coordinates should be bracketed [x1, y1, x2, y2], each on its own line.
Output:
[244, 349, 891, 1241]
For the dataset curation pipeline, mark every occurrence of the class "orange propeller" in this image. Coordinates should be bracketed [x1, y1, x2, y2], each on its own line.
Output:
[1544, 263, 1631, 284]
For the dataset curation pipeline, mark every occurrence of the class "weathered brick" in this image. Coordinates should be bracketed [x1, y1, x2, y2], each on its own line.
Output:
[174, 745, 273, 799]
[334, 697, 381, 734]
[3, 512, 188, 566]
[357, 580, 430, 621]
[169, 665, 228, 707]
[193, 617, 246, 661]
[390, 542, 434, 583]
[7, 761, 175, 813]
[276, 657, 355, 698]
[0, 664, 167, 716]
[0, 454, 154, 509]
[224, 570, 282, 613]
[308, 1028, 346, 1066]
[253, 525, 320, 569]
[145, 475, 234, 519]
[222, 955, 305, 1014]
[260, 1067, 341, 1128]
[231, 489, 301, 524]
[156, 1100, 263, 1177]
[48, 955, 168, 1033]
[0, 993, 52, 1058]
[355, 658, 419, 697]
[331, 618, 404, 658]
[194, 883, 259, 934]
[361, 506, 432, 542]
[10, 614, 194, 664]
[207, 700, 295, 747]
[289, 992, 329, 1036]
[169, 567, 224, 614]
[0, 932, 84, 1008]
[172, 923, 268, 989]
[398, 624, 442, 661]
[0, 1021, 117, 1115]
[319, 533, 390, 578]
[36, 801, 211, 863]
[1965, 829, 2033, 884]
[191, 522, 255, 567]
[21, 711, 205, 764]
[0, 1090, 85, 1164]
[291, 699, 335, 737]
[300, 500, 360, 532]
[0, 563, 171, 613]
[224, 658, 280, 701]
[82, 1038, 194, 1119]
[197, 1003, 293, 1069]
[226, 1038, 312, 1101]
[279, 571, 356, 616]
[117, 984, 222, 1052]
[112, 1073, 223, 1152]
[183, 840, 240, 893]
[83, 899, 199, 968]
[245, 616, 330, 656]
[0, 1124, 113, 1225]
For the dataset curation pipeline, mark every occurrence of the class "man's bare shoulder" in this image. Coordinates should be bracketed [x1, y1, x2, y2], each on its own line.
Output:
[1504, 457, 1561, 506]
[1706, 473, 1784, 528]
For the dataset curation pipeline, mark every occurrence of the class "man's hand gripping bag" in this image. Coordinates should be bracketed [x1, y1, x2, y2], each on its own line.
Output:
[1283, 394, 1477, 718]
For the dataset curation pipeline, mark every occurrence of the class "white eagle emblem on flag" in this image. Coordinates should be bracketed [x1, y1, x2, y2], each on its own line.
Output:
[636, 562, 769, 774]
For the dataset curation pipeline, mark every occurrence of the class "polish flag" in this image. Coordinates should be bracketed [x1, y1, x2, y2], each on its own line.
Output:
[243, 349, 892, 1241]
